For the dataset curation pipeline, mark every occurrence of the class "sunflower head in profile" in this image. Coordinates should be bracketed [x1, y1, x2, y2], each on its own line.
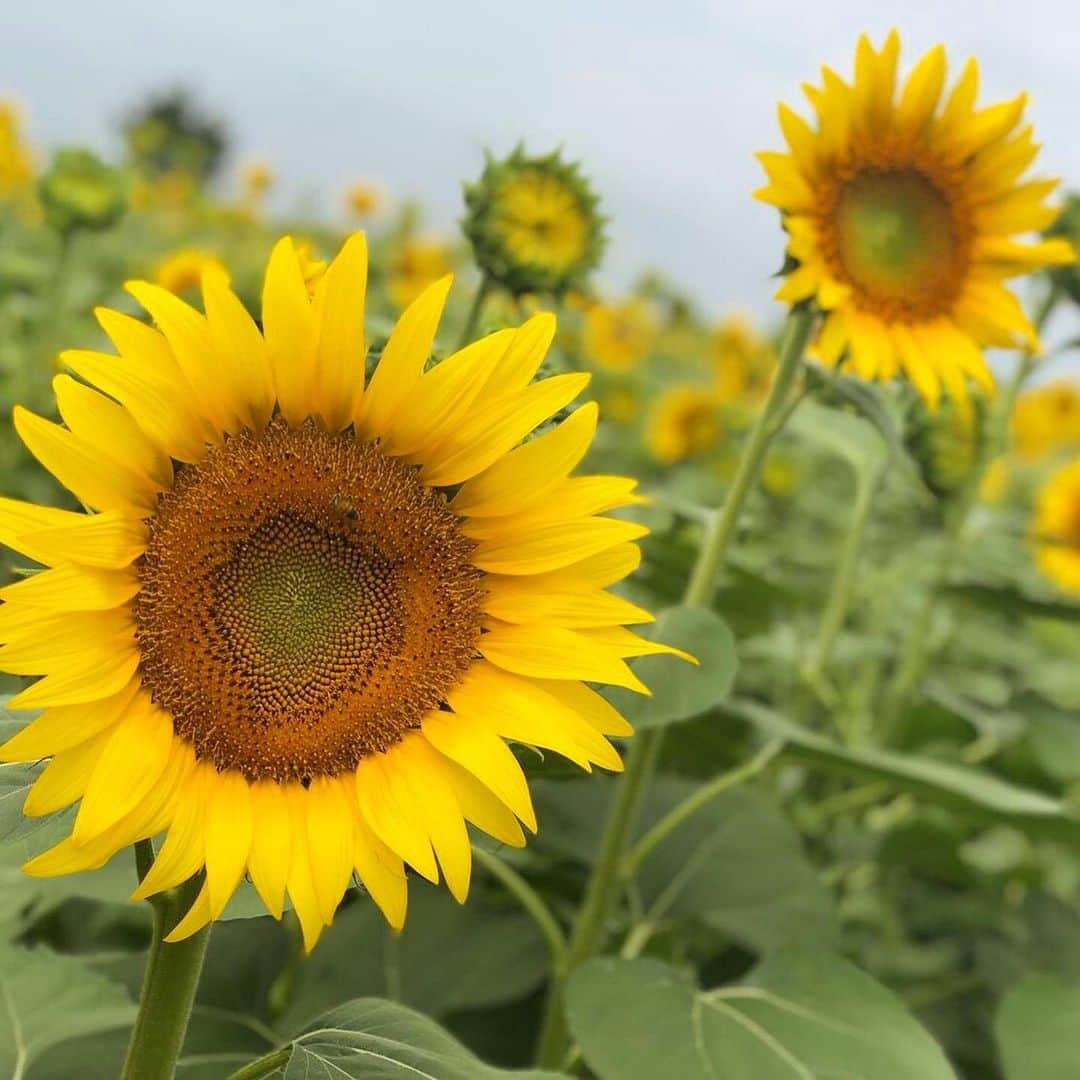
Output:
[1033, 458, 1080, 594]
[0, 233, 688, 950]
[463, 145, 605, 297]
[757, 31, 1076, 410]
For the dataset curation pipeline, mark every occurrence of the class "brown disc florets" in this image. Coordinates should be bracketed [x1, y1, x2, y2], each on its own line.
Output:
[134, 418, 485, 781]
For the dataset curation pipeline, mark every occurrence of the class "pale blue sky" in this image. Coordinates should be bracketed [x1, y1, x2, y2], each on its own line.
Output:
[2, 1, 1078, 339]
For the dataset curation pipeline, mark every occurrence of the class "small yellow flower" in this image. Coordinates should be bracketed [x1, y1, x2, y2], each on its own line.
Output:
[646, 386, 721, 464]
[241, 160, 273, 203]
[583, 300, 655, 372]
[1012, 381, 1080, 460]
[758, 31, 1076, 410]
[386, 237, 452, 309]
[345, 182, 381, 218]
[1034, 458, 1080, 593]
[153, 250, 229, 295]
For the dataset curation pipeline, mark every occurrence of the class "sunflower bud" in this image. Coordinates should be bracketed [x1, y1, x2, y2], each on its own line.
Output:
[907, 393, 987, 498]
[38, 148, 127, 236]
[462, 145, 605, 297]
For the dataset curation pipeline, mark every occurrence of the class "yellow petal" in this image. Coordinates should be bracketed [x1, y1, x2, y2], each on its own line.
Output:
[53, 374, 173, 492]
[164, 880, 213, 943]
[435, 752, 525, 848]
[471, 517, 648, 576]
[353, 806, 408, 929]
[389, 735, 472, 903]
[285, 784, 327, 952]
[357, 274, 452, 441]
[8, 647, 140, 711]
[895, 44, 946, 136]
[0, 564, 138, 612]
[14, 407, 151, 514]
[247, 780, 292, 919]
[453, 403, 598, 518]
[479, 312, 556, 397]
[310, 232, 368, 431]
[421, 711, 536, 831]
[533, 677, 634, 737]
[72, 699, 173, 842]
[263, 237, 318, 426]
[306, 775, 355, 924]
[16, 511, 146, 571]
[22, 727, 113, 816]
[483, 575, 653, 628]
[204, 769, 254, 919]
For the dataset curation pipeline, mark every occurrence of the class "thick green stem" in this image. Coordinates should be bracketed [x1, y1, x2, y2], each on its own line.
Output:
[457, 274, 492, 349]
[120, 844, 211, 1080]
[684, 306, 815, 606]
[533, 306, 813, 1068]
[804, 458, 885, 696]
[877, 288, 1058, 736]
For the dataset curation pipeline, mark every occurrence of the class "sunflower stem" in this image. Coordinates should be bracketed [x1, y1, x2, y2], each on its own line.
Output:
[457, 274, 492, 349]
[474, 846, 569, 971]
[803, 455, 886, 703]
[533, 307, 812, 1068]
[684, 305, 815, 606]
[120, 857, 210, 1080]
[226, 1046, 293, 1080]
[877, 286, 1060, 738]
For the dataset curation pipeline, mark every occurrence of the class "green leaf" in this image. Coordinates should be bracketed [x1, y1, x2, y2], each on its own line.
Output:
[606, 606, 737, 728]
[633, 780, 839, 952]
[789, 398, 888, 476]
[278, 881, 549, 1032]
[566, 950, 955, 1080]
[995, 974, 1080, 1080]
[1020, 695, 1080, 781]
[944, 581, 1080, 624]
[0, 944, 135, 1079]
[282, 998, 568, 1078]
[726, 699, 1080, 840]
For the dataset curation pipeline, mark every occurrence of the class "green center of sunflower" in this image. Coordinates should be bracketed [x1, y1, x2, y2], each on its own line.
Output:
[135, 420, 485, 782]
[832, 167, 964, 318]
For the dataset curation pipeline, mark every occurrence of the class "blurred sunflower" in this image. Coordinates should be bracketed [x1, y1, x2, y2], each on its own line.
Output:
[711, 315, 775, 404]
[153, 249, 228, 295]
[646, 386, 721, 464]
[345, 182, 381, 218]
[1012, 380, 1080, 460]
[386, 236, 452, 309]
[241, 160, 273, 206]
[583, 299, 655, 372]
[0, 101, 34, 198]
[1033, 459, 1080, 592]
[464, 146, 604, 296]
[0, 234, 688, 949]
[757, 31, 1075, 409]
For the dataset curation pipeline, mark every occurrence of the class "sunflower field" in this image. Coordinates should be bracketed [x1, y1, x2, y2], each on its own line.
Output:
[2, 30, 1080, 1080]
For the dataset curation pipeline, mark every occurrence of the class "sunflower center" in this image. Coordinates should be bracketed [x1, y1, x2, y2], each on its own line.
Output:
[134, 419, 484, 782]
[830, 167, 964, 318]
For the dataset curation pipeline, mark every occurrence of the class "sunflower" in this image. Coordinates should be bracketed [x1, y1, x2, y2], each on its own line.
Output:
[1033, 458, 1080, 593]
[0, 233, 686, 950]
[583, 299, 656, 372]
[646, 386, 722, 465]
[1012, 380, 1080, 460]
[153, 249, 228, 295]
[711, 315, 775, 405]
[0, 101, 34, 199]
[386, 237, 452, 309]
[757, 31, 1075, 410]
[345, 182, 381, 218]
[463, 146, 604, 296]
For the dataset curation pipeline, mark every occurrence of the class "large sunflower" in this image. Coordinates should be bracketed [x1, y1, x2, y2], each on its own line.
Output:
[757, 31, 1075, 409]
[0, 233, 683, 949]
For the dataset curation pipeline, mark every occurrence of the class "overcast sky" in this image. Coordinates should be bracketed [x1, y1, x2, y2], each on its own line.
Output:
[2, 1, 1078, 338]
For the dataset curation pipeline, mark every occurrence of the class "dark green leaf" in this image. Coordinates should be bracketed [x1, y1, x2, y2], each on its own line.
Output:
[995, 974, 1080, 1080]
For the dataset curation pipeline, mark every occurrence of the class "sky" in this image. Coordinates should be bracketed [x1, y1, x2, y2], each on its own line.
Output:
[2, 1, 1078, 345]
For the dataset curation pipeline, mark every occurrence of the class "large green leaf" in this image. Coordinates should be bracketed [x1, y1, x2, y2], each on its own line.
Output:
[566, 951, 955, 1080]
[726, 699, 1080, 840]
[995, 974, 1080, 1080]
[605, 606, 737, 728]
[277, 881, 548, 1032]
[279, 998, 568, 1078]
[0, 944, 135, 1080]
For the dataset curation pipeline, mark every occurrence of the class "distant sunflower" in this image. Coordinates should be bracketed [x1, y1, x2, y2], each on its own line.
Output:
[153, 249, 228, 295]
[463, 146, 604, 296]
[1012, 380, 1080, 460]
[646, 386, 721, 464]
[386, 237, 452, 309]
[583, 299, 655, 372]
[1034, 458, 1080, 593]
[757, 31, 1075, 409]
[0, 234, 686, 949]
